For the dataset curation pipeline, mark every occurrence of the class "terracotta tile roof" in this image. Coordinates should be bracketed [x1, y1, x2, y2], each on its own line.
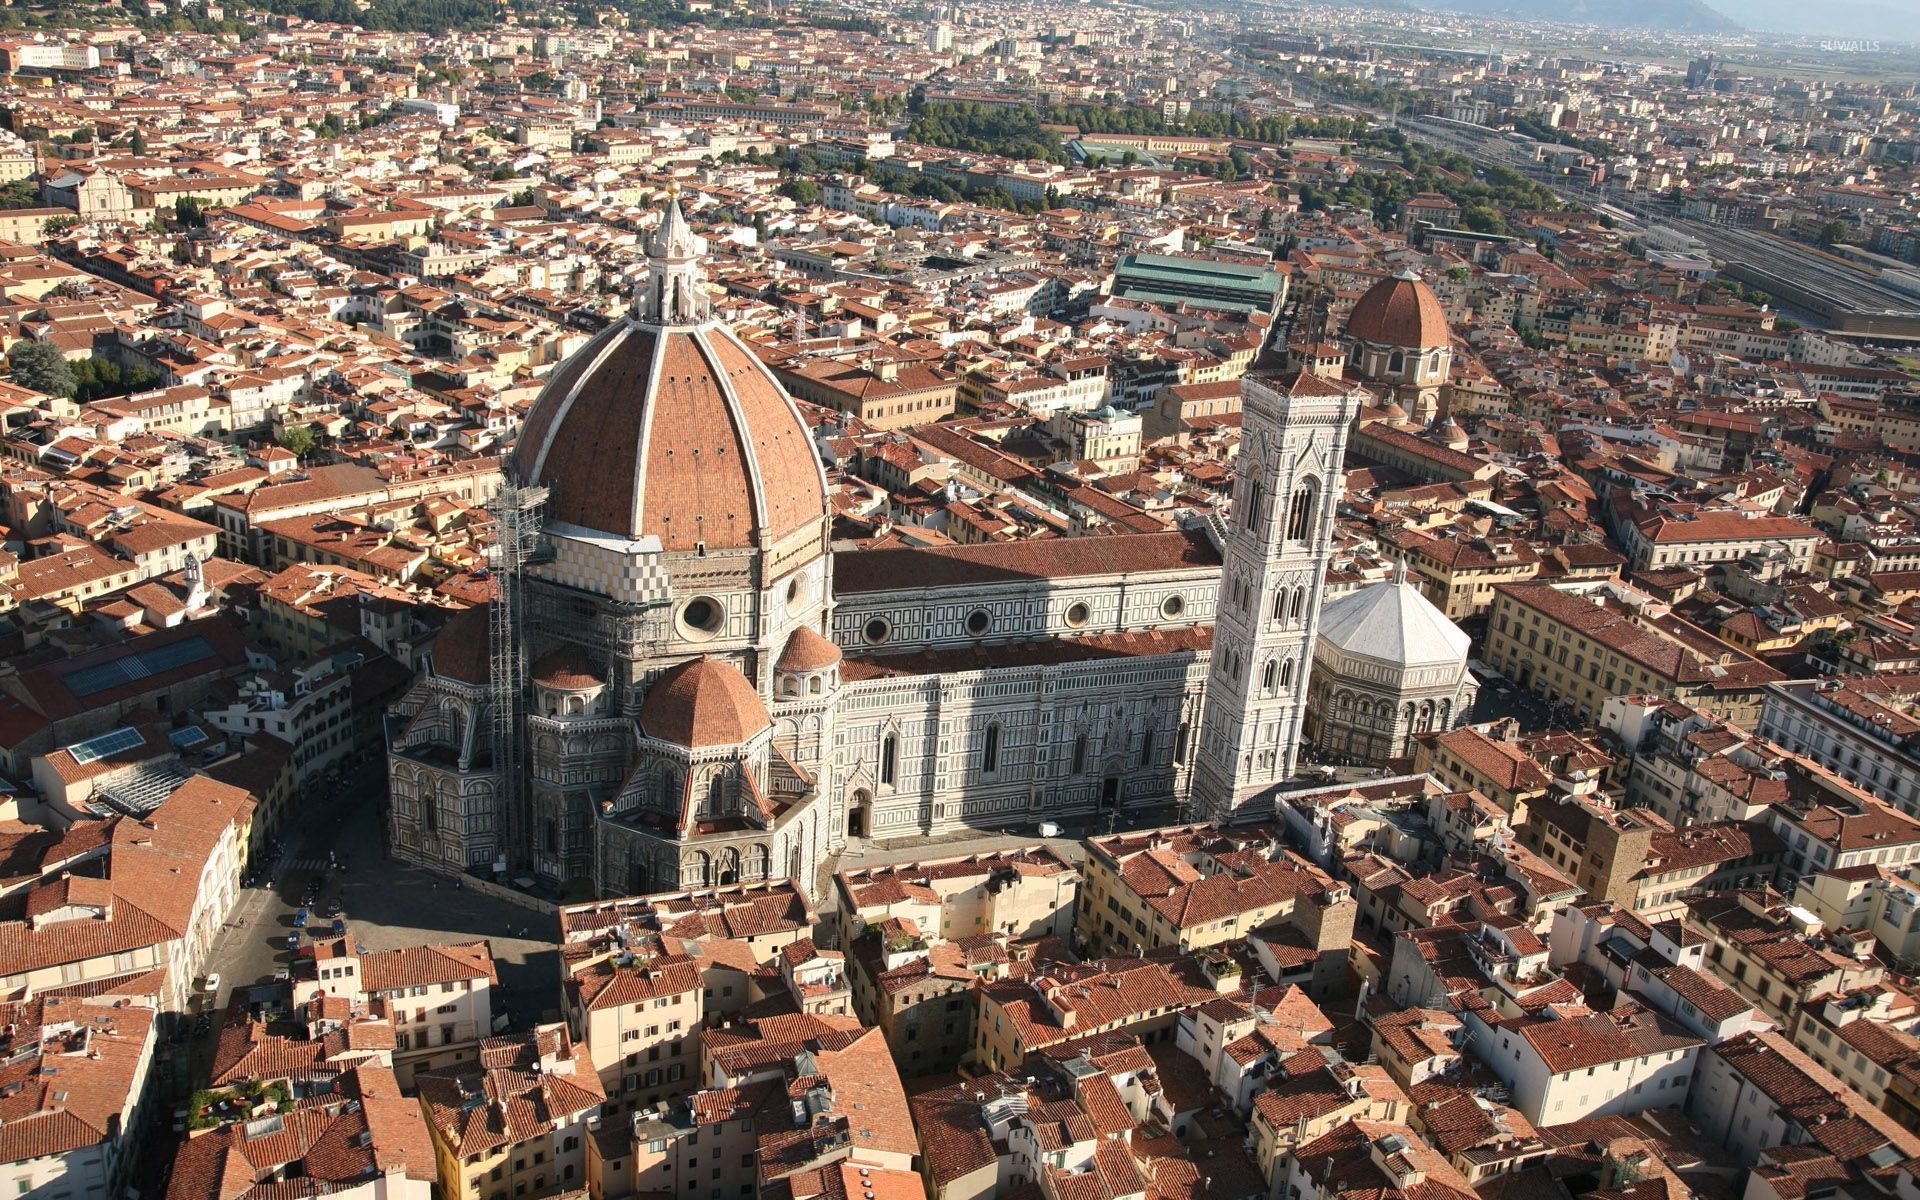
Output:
[833, 526, 1219, 594]
[1501, 1004, 1702, 1074]
[415, 1025, 604, 1159]
[0, 995, 155, 1169]
[360, 940, 496, 994]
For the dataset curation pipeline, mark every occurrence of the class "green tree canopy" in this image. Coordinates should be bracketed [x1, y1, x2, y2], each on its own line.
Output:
[277, 425, 316, 458]
[10, 340, 75, 398]
[777, 178, 819, 205]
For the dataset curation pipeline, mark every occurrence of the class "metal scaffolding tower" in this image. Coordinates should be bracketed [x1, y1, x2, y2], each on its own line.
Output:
[487, 481, 547, 877]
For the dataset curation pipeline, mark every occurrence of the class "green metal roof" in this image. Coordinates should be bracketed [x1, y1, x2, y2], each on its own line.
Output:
[1116, 253, 1286, 290]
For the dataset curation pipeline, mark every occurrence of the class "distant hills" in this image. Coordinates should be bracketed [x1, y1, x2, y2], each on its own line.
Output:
[1416, 0, 1741, 33]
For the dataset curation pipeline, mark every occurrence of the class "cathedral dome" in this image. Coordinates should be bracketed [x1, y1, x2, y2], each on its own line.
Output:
[1347, 268, 1449, 350]
[432, 603, 491, 685]
[531, 647, 602, 690]
[509, 196, 827, 551]
[640, 656, 772, 748]
[776, 626, 842, 672]
[1316, 571, 1470, 669]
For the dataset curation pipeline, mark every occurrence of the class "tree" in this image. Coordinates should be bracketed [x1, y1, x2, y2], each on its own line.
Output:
[129, 128, 147, 156]
[777, 178, 818, 205]
[277, 425, 316, 458]
[10, 340, 75, 398]
[1461, 204, 1505, 234]
[173, 195, 209, 227]
[1817, 220, 1851, 246]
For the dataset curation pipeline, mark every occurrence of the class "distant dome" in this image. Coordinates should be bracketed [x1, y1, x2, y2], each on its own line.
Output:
[776, 626, 842, 672]
[639, 656, 772, 748]
[1317, 575, 1470, 669]
[531, 647, 602, 690]
[432, 604, 491, 686]
[1347, 268, 1449, 350]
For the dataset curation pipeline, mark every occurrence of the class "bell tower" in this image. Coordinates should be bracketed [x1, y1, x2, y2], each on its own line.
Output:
[1190, 367, 1361, 822]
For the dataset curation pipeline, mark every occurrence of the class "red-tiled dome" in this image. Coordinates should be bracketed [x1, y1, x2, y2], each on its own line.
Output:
[531, 647, 602, 690]
[1346, 269, 1449, 350]
[639, 656, 771, 748]
[776, 626, 841, 672]
[432, 603, 491, 686]
[510, 199, 828, 553]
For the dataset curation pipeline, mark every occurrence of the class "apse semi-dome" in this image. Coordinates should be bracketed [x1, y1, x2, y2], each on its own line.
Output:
[508, 196, 827, 551]
[639, 656, 773, 749]
[1347, 268, 1449, 350]
[431, 603, 492, 685]
[1316, 571, 1471, 668]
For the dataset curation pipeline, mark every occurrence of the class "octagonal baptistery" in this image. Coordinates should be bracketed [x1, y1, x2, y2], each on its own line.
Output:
[1304, 564, 1478, 766]
[500, 195, 839, 894]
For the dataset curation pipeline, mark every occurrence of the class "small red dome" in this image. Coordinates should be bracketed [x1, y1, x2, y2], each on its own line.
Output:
[1347, 269, 1449, 350]
[639, 656, 771, 748]
[776, 626, 842, 672]
[531, 647, 602, 690]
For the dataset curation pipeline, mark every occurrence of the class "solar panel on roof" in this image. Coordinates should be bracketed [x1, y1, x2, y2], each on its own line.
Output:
[67, 726, 144, 765]
[169, 726, 208, 750]
[62, 635, 217, 699]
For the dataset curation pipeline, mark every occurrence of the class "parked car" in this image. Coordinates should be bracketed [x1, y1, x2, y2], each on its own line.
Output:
[199, 972, 221, 996]
[325, 899, 343, 917]
[293, 907, 308, 928]
[286, 932, 301, 952]
[331, 917, 346, 937]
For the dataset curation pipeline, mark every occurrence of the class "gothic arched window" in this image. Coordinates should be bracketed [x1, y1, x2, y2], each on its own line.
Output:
[1287, 482, 1317, 541]
[982, 724, 1000, 774]
[880, 733, 898, 786]
[1262, 659, 1278, 692]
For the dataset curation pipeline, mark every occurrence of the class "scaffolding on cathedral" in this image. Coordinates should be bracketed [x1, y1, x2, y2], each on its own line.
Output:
[486, 481, 548, 876]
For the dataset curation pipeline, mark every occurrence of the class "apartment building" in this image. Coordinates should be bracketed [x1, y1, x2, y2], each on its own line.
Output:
[1758, 675, 1920, 818]
[166, 1063, 437, 1200]
[292, 935, 497, 1086]
[659, 1014, 918, 1200]
[416, 1024, 604, 1200]
[0, 994, 159, 1200]
[972, 951, 1234, 1071]
[833, 846, 1080, 948]
[0, 774, 251, 1021]
[1483, 581, 1782, 727]
[1619, 508, 1823, 573]
[557, 881, 818, 1112]
[1683, 891, 1883, 1026]
[1076, 823, 1354, 999]
[1689, 1030, 1920, 1170]
[1385, 526, 1542, 620]
[1464, 1003, 1703, 1126]
[1792, 864, 1920, 967]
